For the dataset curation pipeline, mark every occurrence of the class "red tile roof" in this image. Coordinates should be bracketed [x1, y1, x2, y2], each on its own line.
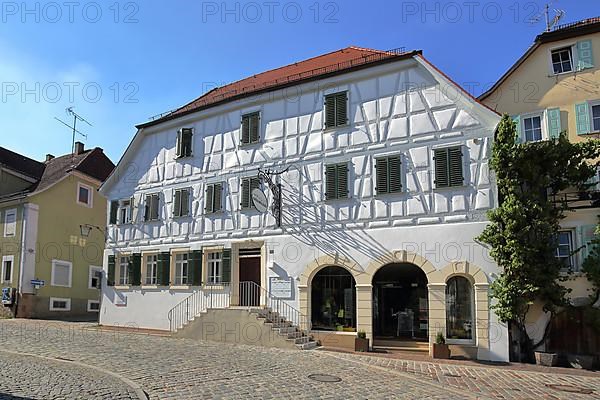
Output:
[139, 46, 417, 128]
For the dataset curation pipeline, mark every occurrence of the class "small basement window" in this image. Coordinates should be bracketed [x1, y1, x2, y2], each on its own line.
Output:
[49, 297, 71, 311]
[87, 300, 100, 312]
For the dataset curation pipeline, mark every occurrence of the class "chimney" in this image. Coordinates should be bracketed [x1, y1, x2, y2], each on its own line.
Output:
[45, 154, 55, 162]
[74, 141, 85, 155]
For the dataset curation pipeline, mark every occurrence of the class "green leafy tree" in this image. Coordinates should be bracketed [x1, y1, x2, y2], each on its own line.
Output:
[582, 221, 600, 304]
[478, 114, 600, 363]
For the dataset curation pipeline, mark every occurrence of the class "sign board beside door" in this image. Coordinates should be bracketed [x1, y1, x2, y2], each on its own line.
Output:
[269, 277, 293, 299]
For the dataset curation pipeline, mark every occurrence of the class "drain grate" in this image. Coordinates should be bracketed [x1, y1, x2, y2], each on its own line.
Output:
[308, 374, 342, 383]
[545, 384, 594, 395]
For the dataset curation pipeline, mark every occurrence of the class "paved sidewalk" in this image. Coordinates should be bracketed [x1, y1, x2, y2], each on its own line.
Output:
[0, 319, 597, 399]
[324, 350, 600, 399]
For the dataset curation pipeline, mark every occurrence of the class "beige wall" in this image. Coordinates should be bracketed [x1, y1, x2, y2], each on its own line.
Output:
[482, 31, 600, 143]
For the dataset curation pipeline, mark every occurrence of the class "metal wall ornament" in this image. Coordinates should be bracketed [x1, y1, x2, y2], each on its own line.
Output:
[257, 167, 290, 228]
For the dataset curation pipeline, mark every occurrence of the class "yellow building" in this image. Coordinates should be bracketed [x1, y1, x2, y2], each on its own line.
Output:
[0, 142, 114, 319]
[480, 17, 600, 357]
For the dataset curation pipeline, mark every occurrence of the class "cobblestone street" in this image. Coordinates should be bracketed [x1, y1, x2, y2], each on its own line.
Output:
[0, 320, 598, 399]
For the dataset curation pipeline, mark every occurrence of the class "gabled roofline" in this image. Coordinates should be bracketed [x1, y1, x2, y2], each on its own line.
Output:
[136, 50, 422, 130]
[479, 17, 600, 101]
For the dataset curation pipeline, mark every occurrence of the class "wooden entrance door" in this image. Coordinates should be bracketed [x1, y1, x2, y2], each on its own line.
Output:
[239, 257, 261, 306]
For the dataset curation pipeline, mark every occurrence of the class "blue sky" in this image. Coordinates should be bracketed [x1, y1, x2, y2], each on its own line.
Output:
[0, 0, 596, 162]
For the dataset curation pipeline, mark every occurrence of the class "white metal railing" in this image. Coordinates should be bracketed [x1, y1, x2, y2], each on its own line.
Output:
[238, 281, 311, 332]
[168, 284, 231, 332]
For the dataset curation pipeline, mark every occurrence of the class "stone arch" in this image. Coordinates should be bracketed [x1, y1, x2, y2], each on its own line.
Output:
[364, 250, 437, 282]
[438, 261, 489, 285]
[298, 254, 367, 287]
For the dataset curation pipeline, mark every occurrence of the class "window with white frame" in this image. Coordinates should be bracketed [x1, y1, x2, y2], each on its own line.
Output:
[49, 297, 71, 311]
[551, 47, 573, 74]
[89, 266, 102, 289]
[119, 256, 131, 285]
[522, 114, 543, 142]
[145, 254, 158, 285]
[87, 300, 100, 312]
[207, 252, 222, 284]
[3, 208, 16, 237]
[51, 260, 72, 287]
[174, 253, 189, 285]
[591, 103, 600, 133]
[77, 183, 93, 207]
[119, 199, 132, 224]
[556, 231, 574, 269]
[1, 256, 14, 284]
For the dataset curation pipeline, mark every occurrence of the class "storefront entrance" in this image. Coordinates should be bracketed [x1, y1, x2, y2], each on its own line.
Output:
[372, 263, 428, 341]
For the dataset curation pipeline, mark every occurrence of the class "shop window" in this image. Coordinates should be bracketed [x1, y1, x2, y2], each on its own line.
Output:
[311, 266, 356, 331]
[446, 276, 474, 340]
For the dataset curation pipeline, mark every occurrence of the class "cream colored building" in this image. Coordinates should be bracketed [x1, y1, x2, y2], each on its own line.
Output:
[480, 17, 600, 356]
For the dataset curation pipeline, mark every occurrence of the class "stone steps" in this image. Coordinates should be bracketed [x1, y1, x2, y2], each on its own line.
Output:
[250, 307, 317, 351]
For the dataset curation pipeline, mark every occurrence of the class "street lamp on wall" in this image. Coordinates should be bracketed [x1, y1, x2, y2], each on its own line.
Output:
[80, 224, 105, 239]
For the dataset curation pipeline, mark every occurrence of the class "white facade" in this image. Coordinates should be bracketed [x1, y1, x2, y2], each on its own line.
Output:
[100, 53, 508, 361]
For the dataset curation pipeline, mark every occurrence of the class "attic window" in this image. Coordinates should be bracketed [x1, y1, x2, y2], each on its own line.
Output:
[77, 183, 93, 207]
[551, 47, 573, 74]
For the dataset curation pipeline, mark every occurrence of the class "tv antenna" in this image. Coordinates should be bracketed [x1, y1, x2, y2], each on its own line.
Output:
[529, 2, 565, 32]
[54, 107, 93, 154]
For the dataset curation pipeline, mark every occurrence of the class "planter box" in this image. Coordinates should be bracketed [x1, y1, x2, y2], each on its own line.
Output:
[432, 343, 450, 359]
[567, 354, 594, 370]
[535, 352, 559, 367]
[355, 337, 369, 352]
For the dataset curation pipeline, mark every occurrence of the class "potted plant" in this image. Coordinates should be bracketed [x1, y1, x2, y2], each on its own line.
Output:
[355, 330, 369, 352]
[432, 332, 450, 359]
[534, 351, 559, 367]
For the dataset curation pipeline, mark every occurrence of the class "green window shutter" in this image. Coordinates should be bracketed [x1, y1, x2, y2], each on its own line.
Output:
[336, 164, 348, 199]
[109, 201, 118, 225]
[512, 115, 522, 143]
[158, 252, 171, 286]
[241, 115, 251, 144]
[189, 250, 203, 286]
[434, 148, 450, 188]
[241, 178, 250, 208]
[448, 147, 464, 187]
[250, 113, 260, 143]
[107, 255, 116, 286]
[577, 40, 594, 70]
[131, 253, 142, 286]
[375, 157, 389, 195]
[325, 165, 337, 200]
[325, 95, 336, 128]
[129, 197, 135, 223]
[173, 190, 182, 217]
[221, 249, 231, 283]
[181, 189, 190, 217]
[335, 92, 348, 126]
[546, 108, 562, 139]
[575, 102, 591, 135]
[388, 156, 402, 193]
[213, 183, 222, 212]
[205, 184, 214, 213]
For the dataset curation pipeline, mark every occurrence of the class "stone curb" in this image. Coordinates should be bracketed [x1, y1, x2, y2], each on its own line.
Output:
[0, 349, 148, 400]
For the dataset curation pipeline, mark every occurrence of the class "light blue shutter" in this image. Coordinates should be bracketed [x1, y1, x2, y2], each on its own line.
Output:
[575, 103, 591, 135]
[577, 225, 598, 268]
[512, 115, 523, 143]
[577, 40, 594, 70]
[546, 108, 562, 139]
